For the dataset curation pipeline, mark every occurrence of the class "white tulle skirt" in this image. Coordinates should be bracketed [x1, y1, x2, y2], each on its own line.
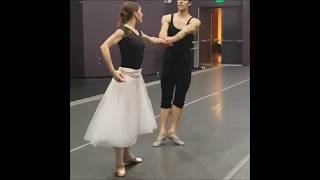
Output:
[83, 67, 157, 148]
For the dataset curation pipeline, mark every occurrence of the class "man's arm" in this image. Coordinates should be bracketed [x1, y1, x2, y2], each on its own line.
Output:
[159, 15, 170, 39]
[166, 18, 201, 44]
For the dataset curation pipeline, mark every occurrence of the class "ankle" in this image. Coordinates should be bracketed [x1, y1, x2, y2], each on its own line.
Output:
[116, 163, 124, 168]
[159, 130, 167, 136]
[168, 129, 176, 134]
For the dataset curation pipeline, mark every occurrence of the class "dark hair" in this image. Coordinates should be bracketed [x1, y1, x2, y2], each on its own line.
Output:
[117, 1, 140, 27]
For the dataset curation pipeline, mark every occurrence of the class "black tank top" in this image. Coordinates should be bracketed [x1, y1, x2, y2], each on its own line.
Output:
[118, 26, 145, 69]
[167, 13, 194, 53]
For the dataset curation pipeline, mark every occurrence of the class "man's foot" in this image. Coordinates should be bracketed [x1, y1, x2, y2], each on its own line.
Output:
[168, 132, 184, 146]
[152, 133, 167, 147]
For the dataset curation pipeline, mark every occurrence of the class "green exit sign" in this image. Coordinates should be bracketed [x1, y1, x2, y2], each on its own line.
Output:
[215, 0, 224, 3]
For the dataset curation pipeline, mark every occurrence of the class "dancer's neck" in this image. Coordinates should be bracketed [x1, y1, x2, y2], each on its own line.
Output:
[176, 9, 189, 17]
[125, 18, 137, 30]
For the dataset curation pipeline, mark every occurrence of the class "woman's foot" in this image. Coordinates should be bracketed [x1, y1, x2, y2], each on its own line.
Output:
[123, 148, 142, 165]
[123, 152, 143, 165]
[123, 157, 143, 165]
[114, 164, 126, 177]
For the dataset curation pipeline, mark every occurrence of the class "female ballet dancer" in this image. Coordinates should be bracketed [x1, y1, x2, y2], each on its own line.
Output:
[83, 1, 167, 177]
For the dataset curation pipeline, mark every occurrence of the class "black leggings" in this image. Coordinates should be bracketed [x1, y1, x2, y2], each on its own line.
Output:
[160, 49, 192, 109]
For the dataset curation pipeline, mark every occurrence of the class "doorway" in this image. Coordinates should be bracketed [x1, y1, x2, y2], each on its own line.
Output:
[198, 7, 222, 68]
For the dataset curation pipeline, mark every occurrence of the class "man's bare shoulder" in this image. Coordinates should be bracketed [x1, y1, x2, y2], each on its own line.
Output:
[161, 14, 171, 22]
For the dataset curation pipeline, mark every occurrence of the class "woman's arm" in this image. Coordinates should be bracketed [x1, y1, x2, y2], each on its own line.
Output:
[100, 29, 126, 82]
[141, 31, 166, 45]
